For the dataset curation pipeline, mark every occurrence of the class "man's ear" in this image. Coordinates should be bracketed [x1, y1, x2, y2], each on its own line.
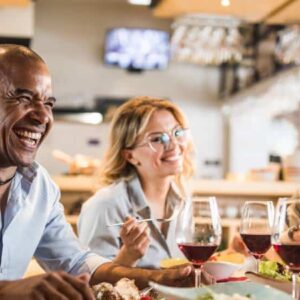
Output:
[122, 149, 140, 166]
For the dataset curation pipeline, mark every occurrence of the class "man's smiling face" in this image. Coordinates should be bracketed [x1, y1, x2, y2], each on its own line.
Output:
[0, 52, 56, 168]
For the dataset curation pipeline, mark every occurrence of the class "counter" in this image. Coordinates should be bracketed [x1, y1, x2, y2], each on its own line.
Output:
[190, 179, 300, 198]
[53, 175, 300, 198]
[52, 175, 100, 193]
[52, 175, 300, 243]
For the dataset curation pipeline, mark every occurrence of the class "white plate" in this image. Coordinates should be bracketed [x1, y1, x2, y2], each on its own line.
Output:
[149, 281, 293, 300]
[246, 271, 292, 294]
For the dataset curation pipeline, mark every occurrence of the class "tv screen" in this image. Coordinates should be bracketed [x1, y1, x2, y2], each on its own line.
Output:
[104, 28, 170, 71]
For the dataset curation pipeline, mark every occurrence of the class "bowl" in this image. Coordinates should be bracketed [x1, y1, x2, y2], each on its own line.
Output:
[203, 261, 242, 281]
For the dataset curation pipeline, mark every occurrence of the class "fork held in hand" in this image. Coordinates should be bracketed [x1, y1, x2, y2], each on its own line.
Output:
[107, 217, 172, 227]
[106, 202, 182, 227]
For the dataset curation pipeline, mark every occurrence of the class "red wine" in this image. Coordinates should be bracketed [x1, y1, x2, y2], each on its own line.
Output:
[240, 233, 271, 258]
[273, 244, 300, 272]
[178, 243, 218, 267]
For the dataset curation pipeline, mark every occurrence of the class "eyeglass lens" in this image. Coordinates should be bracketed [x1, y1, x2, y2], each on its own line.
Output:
[149, 128, 188, 152]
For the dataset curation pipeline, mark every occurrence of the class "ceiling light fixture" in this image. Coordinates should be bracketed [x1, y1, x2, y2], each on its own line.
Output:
[128, 0, 151, 5]
[221, 0, 231, 7]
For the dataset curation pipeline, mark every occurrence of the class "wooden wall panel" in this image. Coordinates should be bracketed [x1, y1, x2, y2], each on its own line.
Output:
[0, 0, 30, 6]
[266, 0, 300, 23]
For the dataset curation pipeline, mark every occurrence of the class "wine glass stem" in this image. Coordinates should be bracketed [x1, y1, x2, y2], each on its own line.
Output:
[292, 273, 299, 300]
[195, 266, 202, 288]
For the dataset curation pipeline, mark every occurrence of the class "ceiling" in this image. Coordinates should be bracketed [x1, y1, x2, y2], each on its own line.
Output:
[0, 0, 29, 5]
[153, 0, 300, 24]
[2, 0, 300, 24]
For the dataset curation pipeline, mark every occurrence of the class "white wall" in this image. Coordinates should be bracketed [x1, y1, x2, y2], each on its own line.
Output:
[0, 3, 34, 37]
[33, 0, 224, 177]
[225, 67, 300, 173]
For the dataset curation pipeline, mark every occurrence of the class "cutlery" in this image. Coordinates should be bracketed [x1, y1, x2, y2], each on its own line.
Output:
[107, 216, 175, 227]
[107, 204, 181, 227]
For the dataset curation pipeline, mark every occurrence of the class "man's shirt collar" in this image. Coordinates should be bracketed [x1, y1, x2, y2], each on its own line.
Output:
[17, 161, 38, 183]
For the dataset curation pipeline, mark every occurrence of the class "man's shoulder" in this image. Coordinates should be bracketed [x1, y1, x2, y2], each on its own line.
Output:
[35, 162, 55, 179]
[31, 162, 59, 193]
[16, 162, 60, 207]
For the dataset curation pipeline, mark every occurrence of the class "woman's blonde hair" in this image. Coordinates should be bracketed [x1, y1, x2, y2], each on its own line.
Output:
[99, 96, 195, 196]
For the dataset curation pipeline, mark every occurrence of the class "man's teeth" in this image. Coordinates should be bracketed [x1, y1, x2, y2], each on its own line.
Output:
[21, 137, 36, 146]
[15, 130, 42, 140]
[15, 130, 42, 146]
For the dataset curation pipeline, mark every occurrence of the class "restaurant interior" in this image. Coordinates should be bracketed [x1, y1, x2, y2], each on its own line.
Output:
[1, 0, 300, 298]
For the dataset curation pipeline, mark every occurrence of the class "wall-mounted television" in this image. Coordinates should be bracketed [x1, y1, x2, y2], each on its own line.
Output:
[104, 28, 170, 71]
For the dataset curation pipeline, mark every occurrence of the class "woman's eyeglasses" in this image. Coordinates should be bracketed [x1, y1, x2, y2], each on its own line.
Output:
[133, 127, 190, 152]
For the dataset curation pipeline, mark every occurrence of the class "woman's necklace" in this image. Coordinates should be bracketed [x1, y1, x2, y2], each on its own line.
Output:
[0, 173, 16, 186]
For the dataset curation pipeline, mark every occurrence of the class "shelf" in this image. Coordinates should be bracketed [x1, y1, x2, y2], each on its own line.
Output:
[191, 179, 300, 198]
[194, 217, 240, 227]
[65, 215, 240, 243]
[53, 175, 300, 198]
[52, 175, 99, 193]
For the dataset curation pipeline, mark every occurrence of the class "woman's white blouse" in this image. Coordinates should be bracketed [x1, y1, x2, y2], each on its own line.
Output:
[78, 176, 191, 269]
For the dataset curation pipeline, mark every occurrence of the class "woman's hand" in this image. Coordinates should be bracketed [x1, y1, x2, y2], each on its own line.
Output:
[114, 216, 150, 267]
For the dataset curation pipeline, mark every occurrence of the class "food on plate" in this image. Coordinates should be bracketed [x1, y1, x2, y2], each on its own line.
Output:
[139, 297, 152, 300]
[197, 289, 252, 300]
[93, 278, 140, 300]
[197, 292, 252, 299]
[93, 282, 120, 300]
[159, 257, 189, 268]
[258, 260, 299, 282]
[115, 278, 140, 300]
[210, 252, 245, 265]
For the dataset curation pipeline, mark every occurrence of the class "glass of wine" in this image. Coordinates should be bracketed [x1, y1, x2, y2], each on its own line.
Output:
[240, 201, 274, 272]
[176, 196, 222, 288]
[272, 198, 300, 300]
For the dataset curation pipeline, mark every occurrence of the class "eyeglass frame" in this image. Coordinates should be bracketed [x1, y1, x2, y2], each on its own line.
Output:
[128, 127, 190, 153]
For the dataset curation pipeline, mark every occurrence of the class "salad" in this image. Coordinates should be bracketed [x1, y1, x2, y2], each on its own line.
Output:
[197, 291, 252, 300]
[258, 261, 300, 281]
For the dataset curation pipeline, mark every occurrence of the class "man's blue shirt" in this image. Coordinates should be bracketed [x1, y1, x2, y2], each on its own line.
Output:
[0, 162, 108, 280]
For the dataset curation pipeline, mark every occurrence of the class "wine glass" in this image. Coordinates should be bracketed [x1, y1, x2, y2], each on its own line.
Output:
[176, 197, 222, 288]
[272, 198, 300, 300]
[240, 201, 274, 272]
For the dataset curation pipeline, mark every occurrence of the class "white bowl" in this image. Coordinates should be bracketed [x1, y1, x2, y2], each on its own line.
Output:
[203, 261, 242, 280]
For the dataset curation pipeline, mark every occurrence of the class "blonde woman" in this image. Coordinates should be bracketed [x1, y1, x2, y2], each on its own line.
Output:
[78, 96, 194, 269]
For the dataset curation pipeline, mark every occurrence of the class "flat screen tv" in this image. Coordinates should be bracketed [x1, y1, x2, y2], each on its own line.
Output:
[104, 28, 170, 71]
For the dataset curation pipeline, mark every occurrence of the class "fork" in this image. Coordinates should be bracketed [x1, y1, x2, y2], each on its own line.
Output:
[106, 204, 181, 227]
[139, 286, 154, 297]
